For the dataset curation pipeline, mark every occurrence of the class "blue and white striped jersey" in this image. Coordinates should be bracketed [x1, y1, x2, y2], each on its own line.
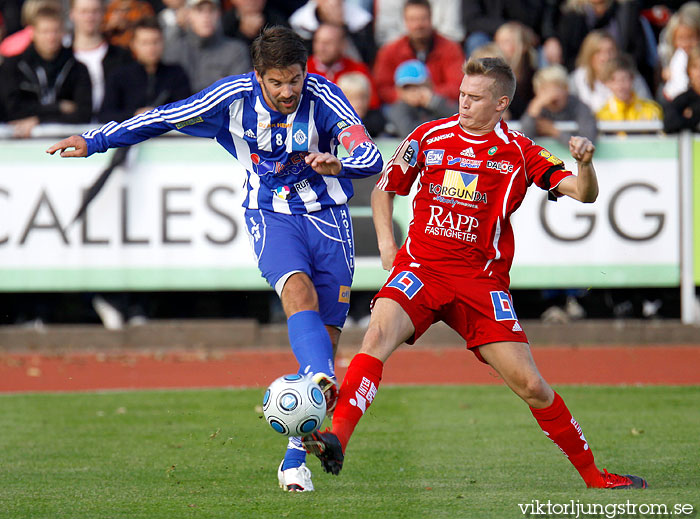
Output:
[82, 72, 383, 214]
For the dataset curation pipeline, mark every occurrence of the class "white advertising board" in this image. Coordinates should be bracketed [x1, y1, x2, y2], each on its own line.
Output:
[511, 138, 680, 287]
[0, 136, 680, 291]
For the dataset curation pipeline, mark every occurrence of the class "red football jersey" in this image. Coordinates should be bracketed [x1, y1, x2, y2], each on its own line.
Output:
[376, 116, 574, 286]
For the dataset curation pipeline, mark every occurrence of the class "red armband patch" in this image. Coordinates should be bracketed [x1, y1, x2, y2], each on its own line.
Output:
[338, 124, 372, 154]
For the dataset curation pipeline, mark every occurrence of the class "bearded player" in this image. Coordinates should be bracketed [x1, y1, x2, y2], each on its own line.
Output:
[303, 57, 648, 490]
[47, 27, 383, 492]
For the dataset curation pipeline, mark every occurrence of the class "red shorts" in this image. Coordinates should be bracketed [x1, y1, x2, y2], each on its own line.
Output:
[373, 261, 528, 360]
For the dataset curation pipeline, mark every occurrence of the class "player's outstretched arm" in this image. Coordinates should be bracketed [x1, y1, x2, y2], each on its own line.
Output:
[371, 186, 398, 270]
[46, 135, 88, 158]
[556, 136, 599, 203]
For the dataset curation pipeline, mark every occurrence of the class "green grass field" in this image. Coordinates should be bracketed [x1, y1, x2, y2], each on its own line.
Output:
[1, 386, 698, 519]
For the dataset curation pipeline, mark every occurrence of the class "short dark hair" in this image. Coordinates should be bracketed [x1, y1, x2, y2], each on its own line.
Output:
[404, 0, 431, 12]
[132, 16, 161, 35]
[463, 57, 516, 103]
[251, 26, 308, 76]
[601, 53, 636, 82]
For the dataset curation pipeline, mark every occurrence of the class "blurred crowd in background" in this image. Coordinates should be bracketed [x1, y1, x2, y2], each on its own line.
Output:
[0, 0, 694, 327]
[4, 0, 700, 139]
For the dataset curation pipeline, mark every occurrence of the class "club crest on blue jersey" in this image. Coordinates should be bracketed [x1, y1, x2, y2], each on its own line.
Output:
[292, 119, 310, 152]
[294, 129, 307, 145]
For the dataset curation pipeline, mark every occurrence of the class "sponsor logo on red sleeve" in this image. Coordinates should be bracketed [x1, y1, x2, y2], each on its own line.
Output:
[538, 149, 563, 165]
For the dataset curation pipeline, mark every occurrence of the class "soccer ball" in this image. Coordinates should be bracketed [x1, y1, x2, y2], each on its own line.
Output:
[262, 374, 326, 437]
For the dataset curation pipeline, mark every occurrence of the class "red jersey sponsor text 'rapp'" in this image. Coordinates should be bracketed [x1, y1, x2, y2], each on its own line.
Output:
[376, 117, 573, 285]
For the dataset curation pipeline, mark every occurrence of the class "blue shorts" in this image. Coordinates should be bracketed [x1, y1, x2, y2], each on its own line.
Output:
[244, 205, 355, 327]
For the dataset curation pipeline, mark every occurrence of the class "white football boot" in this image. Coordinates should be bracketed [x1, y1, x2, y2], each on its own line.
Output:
[278, 461, 314, 492]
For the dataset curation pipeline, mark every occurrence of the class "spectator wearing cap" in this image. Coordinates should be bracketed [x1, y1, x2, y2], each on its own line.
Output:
[307, 23, 380, 110]
[373, 0, 464, 106]
[521, 64, 597, 148]
[100, 17, 191, 123]
[162, 0, 250, 91]
[385, 59, 457, 137]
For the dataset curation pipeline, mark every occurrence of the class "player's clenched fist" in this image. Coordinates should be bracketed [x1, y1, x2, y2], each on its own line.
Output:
[568, 136, 595, 164]
[46, 135, 88, 158]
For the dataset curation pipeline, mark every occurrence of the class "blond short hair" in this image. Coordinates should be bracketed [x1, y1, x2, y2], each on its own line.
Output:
[337, 72, 371, 97]
[532, 64, 569, 93]
[21, 0, 61, 25]
[470, 42, 504, 61]
[463, 56, 516, 102]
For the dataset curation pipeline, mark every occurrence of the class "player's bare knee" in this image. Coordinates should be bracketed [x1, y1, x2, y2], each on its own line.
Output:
[519, 376, 553, 407]
[359, 323, 396, 362]
[360, 324, 385, 353]
[281, 273, 319, 315]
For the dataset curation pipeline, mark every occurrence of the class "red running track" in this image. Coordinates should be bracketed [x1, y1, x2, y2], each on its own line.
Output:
[1, 345, 698, 392]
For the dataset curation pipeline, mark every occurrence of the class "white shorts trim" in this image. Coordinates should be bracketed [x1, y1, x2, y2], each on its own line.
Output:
[274, 270, 304, 297]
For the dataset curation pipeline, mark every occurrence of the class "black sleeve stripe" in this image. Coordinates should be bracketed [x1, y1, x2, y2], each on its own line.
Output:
[542, 164, 566, 190]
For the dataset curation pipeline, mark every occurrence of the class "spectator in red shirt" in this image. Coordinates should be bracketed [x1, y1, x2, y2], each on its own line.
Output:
[372, 0, 465, 105]
[307, 23, 380, 110]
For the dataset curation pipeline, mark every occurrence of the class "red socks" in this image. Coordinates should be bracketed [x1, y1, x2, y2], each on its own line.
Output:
[332, 362, 602, 486]
[530, 392, 602, 487]
[331, 353, 384, 451]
